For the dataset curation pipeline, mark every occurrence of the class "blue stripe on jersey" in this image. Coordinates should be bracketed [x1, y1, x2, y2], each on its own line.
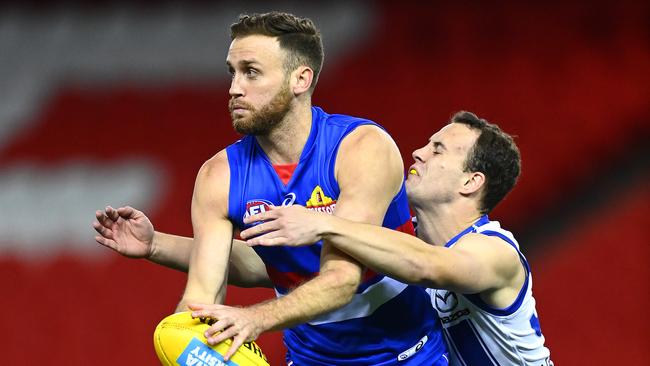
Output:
[463, 230, 531, 316]
[225, 106, 445, 362]
[285, 286, 445, 365]
[254, 244, 321, 274]
[381, 184, 412, 229]
[446, 319, 499, 366]
[444, 215, 490, 248]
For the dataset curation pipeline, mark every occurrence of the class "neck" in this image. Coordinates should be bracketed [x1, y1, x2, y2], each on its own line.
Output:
[255, 102, 312, 164]
[412, 201, 483, 246]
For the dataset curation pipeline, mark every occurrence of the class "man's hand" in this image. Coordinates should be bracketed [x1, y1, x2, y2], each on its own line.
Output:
[240, 205, 325, 247]
[93, 206, 155, 258]
[189, 303, 267, 362]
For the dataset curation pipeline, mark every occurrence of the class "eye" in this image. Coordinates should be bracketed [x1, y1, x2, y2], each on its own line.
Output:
[245, 68, 259, 78]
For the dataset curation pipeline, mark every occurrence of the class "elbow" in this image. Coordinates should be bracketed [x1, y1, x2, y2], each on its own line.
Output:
[323, 268, 362, 306]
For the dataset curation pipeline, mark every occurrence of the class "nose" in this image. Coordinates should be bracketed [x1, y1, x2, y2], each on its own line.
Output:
[229, 74, 244, 98]
[412, 147, 425, 163]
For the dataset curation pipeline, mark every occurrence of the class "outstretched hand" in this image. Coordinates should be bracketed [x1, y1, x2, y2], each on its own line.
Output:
[240, 205, 325, 247]
[93, 206, 155, 258]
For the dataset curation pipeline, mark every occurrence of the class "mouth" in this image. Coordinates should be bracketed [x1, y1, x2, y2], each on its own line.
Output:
[231, 107, 247, 114]
[229, 99, 251, 114]
[408, 167, 419, 176]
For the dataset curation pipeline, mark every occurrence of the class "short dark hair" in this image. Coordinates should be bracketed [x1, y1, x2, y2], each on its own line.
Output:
[230, 12, 324, 92]
[451, 111, 521, 214]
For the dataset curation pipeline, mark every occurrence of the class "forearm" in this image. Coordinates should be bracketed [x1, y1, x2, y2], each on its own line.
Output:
[148, 232, 271, 288]
[148, 231, 193, 272]
[229, 239, 273, 288]
[251, 266, 360, 331]
[181, 237, 232, 309]
[321, 216, 438, 286]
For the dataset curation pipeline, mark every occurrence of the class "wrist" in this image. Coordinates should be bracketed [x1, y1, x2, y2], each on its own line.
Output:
[147, 231, 160, 260]
[249, 303, 277, 332]
[319, 214, 338, 240]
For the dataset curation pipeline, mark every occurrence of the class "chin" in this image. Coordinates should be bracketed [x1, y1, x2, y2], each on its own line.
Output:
[405, 184, 416, 199]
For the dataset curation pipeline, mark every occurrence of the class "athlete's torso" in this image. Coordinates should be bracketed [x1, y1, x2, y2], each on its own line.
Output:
[226, 107, 446, 365]
[427, 216, 552, 366]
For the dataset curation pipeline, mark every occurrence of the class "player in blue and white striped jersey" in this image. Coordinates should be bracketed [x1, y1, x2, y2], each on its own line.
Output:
[243, 111, 553, 366]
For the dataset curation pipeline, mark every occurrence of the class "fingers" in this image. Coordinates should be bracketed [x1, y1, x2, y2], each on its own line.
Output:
[205, 318, 231, 340]
[247, 235, 289, 247]
[117, 206, 137, 219]
[242, 209, 279, 225]
[240, 220, 282, 240]
[92, 220, 113, 238]
[105, 206, 119, 221]
[95, 210, 115, 228]
[187, 303, 202, 311]
[190, 304, 226, 326]
[206, 323, 248, 361]
[223, 334, 246, 361]
[94, 235, 117, 250]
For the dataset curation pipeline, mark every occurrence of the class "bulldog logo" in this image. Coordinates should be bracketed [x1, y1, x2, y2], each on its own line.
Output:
[305, 186, 337, 214]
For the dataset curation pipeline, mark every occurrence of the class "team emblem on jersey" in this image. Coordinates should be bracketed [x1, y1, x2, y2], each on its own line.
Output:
[244, 199, 273, 219]
[434, 289, 459, 313]
[305, 186, 337, 214]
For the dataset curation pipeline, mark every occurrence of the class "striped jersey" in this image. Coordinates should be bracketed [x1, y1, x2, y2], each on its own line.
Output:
[426, 215, 552, 366]
[226, 107, 446, 365]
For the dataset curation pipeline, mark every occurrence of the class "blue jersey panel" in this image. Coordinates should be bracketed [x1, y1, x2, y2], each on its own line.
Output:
[226, 106, 446, 364]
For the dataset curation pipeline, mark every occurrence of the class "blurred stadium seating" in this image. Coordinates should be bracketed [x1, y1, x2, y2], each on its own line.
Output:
[0, 1, 647, 365]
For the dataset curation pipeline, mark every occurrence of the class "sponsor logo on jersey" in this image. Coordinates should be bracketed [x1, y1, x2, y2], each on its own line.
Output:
[397, 335, 428, 361]
[439, 308, 470, 324]
[305, 186, 337, 214]
[434, 290, 459, 313]
[176, 338, 236, 366]
[242, 194, 297, 222]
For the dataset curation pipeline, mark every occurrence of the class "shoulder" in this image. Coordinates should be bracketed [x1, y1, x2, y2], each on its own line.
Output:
[336, 124, 402, 177]
[334, 124, 403, 201]
[338, 124, 400, 159]
[199, 149, 229, 178]
[454, 233, 522, 278]
[195, 149, 230, 196]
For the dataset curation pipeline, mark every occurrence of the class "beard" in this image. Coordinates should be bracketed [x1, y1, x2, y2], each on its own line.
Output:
[230, 83, 293, 135]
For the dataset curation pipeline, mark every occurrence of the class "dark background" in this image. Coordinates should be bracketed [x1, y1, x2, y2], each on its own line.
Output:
[0, 1, 647, 365]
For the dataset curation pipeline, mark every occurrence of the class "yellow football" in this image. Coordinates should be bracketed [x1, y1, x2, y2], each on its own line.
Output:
[153, 311, 269, 366]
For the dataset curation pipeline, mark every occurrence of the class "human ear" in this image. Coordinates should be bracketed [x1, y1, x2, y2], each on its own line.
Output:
[461, 172, 485, 195]
[291, 66, 313, 95]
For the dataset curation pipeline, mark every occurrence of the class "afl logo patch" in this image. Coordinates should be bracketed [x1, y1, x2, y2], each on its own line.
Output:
[434, 290, 458, 313]
[243, 199, 273, 219]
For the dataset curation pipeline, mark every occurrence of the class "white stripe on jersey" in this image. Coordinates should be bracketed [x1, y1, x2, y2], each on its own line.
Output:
[274, 276, 408, 325]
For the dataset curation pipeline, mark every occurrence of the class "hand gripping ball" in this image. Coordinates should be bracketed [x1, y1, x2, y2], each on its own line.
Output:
[153, 312, 269, 366]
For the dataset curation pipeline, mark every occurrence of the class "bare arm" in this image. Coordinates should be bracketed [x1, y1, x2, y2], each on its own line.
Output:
[177, 150, 234, 311]
[252, 125, 404, 327]
[151, 232, 271, 288]
[244, 208, 523, 297]
[322, 221, 522, 294]
[193, 125, 405, 360]
[94, 206, 271, 288]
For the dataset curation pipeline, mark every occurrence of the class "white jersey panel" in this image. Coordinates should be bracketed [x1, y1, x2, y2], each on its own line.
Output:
[428, 218, 553, 366]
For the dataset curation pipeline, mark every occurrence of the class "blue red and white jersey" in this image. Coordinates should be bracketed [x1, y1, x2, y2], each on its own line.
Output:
[226, 107, 446, 365]
[427, 216, 552, 366]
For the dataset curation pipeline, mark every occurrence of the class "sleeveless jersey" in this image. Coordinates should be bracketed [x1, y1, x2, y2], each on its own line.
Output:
[427, 216, 552, 366]
[227, 107, 446, 365]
